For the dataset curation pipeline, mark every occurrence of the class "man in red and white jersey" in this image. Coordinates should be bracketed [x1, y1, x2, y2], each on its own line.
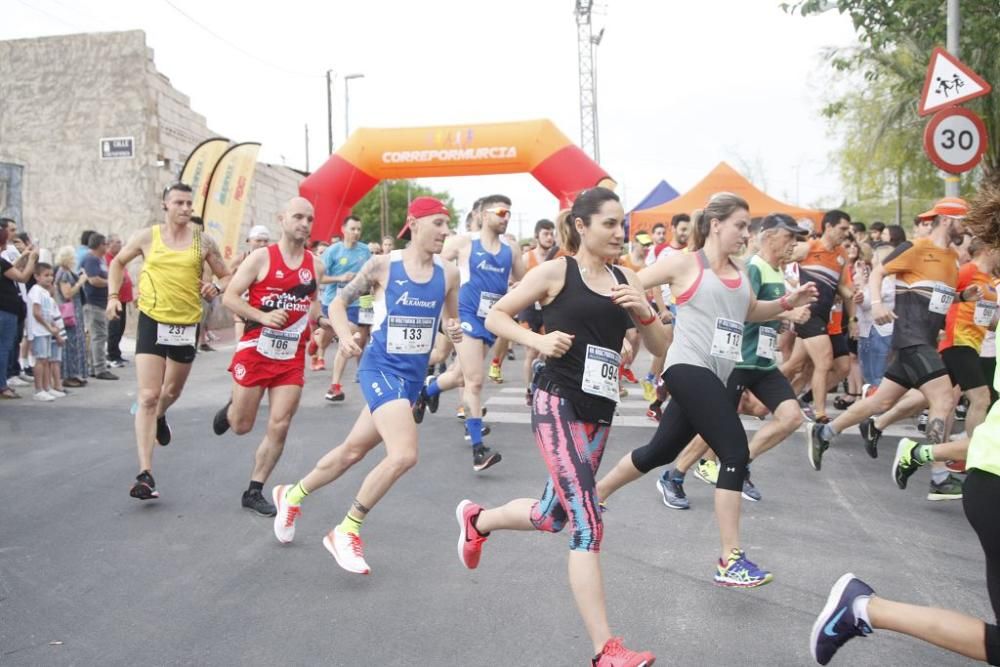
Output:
[211, 197, 328, 517]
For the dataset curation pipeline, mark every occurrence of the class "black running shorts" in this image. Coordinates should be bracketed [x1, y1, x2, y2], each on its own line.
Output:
[883, 344, 949, 390]
[796, 315, 829, 339]
[943, 345, 989, 391]
[727, 367, 797, 413]
[830, 333, 850, 359]
[136, 311, 198, 364]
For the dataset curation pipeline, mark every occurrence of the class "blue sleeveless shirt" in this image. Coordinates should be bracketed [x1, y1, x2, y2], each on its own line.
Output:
[358, 250, 447, 381]
[458, 233, 513, 320]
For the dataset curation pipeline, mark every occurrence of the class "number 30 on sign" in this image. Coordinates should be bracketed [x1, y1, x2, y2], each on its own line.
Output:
[923, 106, 989, 174]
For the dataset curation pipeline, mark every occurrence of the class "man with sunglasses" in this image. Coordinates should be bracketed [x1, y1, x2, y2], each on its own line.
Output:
[417, 194, 526, 471]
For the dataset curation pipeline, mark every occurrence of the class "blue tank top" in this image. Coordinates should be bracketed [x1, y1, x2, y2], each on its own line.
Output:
[458, 234, 512, 320]
[358, 250, 446, 381]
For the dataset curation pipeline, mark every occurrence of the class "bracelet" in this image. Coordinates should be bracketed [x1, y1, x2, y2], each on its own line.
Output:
[638, 309, 657, 326]
[779, 295, 793, 311]
[109, 293, 119, 300]
[212, 282, 222, 292]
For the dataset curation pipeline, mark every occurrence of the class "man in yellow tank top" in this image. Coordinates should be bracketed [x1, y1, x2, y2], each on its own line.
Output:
[106, 182, 231, 501]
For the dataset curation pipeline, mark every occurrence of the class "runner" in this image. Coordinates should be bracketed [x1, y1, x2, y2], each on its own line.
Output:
[515, 219, 556, 404]
[811, 181, 1000, 667]
[230, 225, 271, 342]
[270, 197, 462, 575]
[419, 194, 525, 470]
[595, 193, 817, 587]
[316, 215, 371, 395]
[211, 198, 322, 516]
[655, 213, 812, 509]
[806, 198, 977, 503]
[780, 210, 854, 423]
[453, 187, 668, 667]
[107, 182, 231, 500]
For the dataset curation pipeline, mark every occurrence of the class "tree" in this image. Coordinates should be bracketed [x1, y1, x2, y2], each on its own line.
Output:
[784, 0, 1000, 190]
[349, 180, 457, 245]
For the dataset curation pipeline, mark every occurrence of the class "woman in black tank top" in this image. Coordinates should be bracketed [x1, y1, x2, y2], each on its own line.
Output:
[452, 188, 669, 666]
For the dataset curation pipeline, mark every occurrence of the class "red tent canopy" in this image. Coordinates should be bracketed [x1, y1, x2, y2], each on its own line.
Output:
[630, 162, 823, 238]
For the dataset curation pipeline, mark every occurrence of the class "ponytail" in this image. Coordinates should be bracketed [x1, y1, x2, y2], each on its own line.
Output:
[691, 208, 708, 250]
[691, 192, 750, 250]
[556, 208, 578, 254]
[562, 186, 621, 254]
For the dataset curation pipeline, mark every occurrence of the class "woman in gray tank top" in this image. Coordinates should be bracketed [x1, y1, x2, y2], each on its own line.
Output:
[596, 192, 817, 588]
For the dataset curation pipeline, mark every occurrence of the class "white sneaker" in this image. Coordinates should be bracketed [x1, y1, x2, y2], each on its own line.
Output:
[8, 376, 28, 387]
[48, 389, 67, 398]
[271, 484, 301, 544]
[323, 526, 371, 574]
[33, 390, 55, 402]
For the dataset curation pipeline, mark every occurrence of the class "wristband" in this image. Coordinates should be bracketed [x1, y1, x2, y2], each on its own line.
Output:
[212, 282, 222, 292]
[638, 309, 657, 327]
[779, 295, 793, 311]
[109, 293, 120, 300]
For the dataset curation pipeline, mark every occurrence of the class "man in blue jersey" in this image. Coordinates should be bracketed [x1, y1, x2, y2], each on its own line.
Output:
[418, 194, 526, 471]
[270, 197, 463, 575]
[317, 215, 371, 400]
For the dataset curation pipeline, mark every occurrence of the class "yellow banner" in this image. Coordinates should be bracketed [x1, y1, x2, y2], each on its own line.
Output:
[202, 142, 261, 262]
[179, 137, 231, 218]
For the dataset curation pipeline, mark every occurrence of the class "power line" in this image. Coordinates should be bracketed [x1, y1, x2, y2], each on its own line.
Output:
[160, 0, 321, 78]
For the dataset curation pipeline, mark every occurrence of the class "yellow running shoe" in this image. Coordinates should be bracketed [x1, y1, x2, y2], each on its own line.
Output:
[693, 459, 719, 486]
[488, 362, 503, 384]
[641, 379, 656, 403]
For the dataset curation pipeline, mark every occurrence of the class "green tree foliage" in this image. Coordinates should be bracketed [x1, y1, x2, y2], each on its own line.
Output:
[784, 0, 1000, 195]
[349, 180, 456, 245]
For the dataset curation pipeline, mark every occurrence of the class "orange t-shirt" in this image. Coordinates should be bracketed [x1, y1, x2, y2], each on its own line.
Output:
[939, 262, 998, 352]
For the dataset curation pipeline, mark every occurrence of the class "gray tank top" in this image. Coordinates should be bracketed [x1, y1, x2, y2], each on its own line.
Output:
[665, 249, 752, 382]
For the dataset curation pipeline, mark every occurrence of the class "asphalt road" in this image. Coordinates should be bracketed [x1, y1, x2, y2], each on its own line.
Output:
[0, 341, 989, 666]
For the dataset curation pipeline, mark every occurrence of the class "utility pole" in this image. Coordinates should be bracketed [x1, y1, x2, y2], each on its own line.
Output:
[575, 0, 601, 162]
[304, 123, 310, 171]
[945, 0, 961, 197]
[326, 70, 334, 155]
[344, 73, 365, 141]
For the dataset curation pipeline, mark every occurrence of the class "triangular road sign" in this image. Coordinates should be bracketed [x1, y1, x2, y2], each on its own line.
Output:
[919, 47, 992, 116]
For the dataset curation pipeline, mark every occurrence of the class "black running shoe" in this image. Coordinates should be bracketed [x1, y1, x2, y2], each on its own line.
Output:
[464, 423, 492, 440]
[859, 417, 881, 459]
[242, 488, 277, 516]
[807, 422, 830, 471]
[130, 470, 159, 500]
[426, 378, 440, 414]
[156, 415, 172, 446]
[213, 400, 232, 436]
[413, 388, 428, 424]
[472, 446, 501, 472]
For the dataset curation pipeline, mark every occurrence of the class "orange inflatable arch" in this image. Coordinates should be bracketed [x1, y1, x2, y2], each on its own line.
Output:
[300, 119, 612, 241]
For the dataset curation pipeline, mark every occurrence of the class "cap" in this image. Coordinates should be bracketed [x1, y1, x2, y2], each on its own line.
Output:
[634, 232, 653, 246]
[399, 196, 450, 239]
[760, 213, 808, 236]
[918, 197, 968, 220]
[248, 225, 271, 241]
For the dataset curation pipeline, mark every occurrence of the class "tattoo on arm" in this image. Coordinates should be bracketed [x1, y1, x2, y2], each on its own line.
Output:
[338, 258, 378, 305]
[926, 418, 947, 444]
[351, 498, 371, 516]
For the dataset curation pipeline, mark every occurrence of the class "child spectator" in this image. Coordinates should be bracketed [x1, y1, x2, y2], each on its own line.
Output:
[27, 263, 65, 401]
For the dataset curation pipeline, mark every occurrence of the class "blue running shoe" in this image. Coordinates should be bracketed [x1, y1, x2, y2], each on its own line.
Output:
[810, 573, 874, 664]
[656, 475, 689, 510]
[714, 549, 773, 588]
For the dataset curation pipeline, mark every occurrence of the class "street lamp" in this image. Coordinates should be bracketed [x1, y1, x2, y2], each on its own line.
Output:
[326, 69, 334, 154]
[344, 73, 365, 141]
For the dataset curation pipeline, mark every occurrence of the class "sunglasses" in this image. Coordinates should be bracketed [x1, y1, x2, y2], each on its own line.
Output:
[484, 207, 511, 220]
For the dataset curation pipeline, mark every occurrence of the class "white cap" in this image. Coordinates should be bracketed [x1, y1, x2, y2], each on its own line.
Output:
[247, 225, 270, 241]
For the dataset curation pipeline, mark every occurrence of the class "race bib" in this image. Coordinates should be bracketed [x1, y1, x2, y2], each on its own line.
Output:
[581, 344, 621, 402]
[974, 300, 998, 327]
[156, 323, 196, 346]
[929, 285, 955, 315]
[358, 294, 374, 325]
[711, 318, 743, 362]
[756, 326, 777, 360]
[477, 291, 502, 318]
[386, 315, 434, 354]
[256, 327, 298, 360]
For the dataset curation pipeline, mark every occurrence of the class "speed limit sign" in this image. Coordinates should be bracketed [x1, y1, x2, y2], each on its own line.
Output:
[924, 107, 989, 173]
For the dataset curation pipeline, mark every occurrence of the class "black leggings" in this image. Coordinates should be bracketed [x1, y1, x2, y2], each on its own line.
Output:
[963, 469, 1000, 665]
[631, 364, 748, 492]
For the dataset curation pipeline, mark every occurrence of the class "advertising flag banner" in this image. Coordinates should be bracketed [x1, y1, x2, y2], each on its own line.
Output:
[202, 142, 261, 261]
[179, 138, 231, 217]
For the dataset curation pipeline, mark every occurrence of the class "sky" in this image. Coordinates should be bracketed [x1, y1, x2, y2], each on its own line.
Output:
[3, 0, 861, 238]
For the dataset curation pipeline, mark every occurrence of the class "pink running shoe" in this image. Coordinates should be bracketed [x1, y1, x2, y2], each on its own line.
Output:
[272, 485, 301, 544]
[456, 499, 488, 569]
[593, 637, 655, 666]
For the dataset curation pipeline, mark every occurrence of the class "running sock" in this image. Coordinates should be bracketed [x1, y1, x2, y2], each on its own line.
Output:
[491, 357, 500, 366]
[248, 480, 264, 493]
[930, 467, 949, 484]
[800, 390, 814, 404]
[914, 444, 935, 464]
[820, 424, 835, 441]
[467, 417, 484, 446]
[339, 512, 364, 535]
[669, 468, 686, 482]
[852, 594, 873, 630]
[285, 481, 310, 505]
[425, 378, 442, 398]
